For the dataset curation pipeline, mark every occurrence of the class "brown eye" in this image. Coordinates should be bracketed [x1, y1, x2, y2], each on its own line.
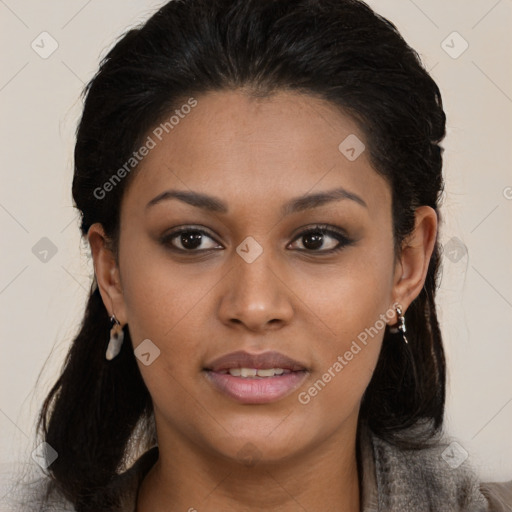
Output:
[161, 227, 222, 252]
[289, 225, 353, 253]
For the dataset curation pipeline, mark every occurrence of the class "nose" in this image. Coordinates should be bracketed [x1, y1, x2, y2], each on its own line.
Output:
[217, 253, 294, 333]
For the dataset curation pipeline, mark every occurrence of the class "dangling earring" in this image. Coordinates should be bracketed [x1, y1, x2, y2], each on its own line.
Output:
[389, 304, 408, 344]
[105, 314, 125, 360]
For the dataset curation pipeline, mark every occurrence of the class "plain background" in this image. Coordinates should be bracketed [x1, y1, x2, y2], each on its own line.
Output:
[1, 0, 511, 490]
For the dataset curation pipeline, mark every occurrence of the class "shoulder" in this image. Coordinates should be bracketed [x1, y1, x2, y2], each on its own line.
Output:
[480, 481, 512, 512]
[366, 428, 511, 511]
[0, 461, 75, 512]
[0, 447, 159, 512]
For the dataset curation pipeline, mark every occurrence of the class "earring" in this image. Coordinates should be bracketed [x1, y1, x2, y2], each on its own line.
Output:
[105, 314, 125, 360]
[389, 305, 408, 344]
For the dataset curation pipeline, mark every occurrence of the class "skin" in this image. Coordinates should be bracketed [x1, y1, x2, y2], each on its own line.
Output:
[89, 89, 437, 512]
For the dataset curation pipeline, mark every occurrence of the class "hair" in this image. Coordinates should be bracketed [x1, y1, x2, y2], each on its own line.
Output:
[35, 0, 447, 509]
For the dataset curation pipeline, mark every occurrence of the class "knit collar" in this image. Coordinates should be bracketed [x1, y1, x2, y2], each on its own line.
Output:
[359, 423, 379, 511]
[358, 423, 489, 512]
[106, 425, 490, 512]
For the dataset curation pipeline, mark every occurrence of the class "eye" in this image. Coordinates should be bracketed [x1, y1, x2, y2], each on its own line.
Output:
[160, 226, 222, 252]
[288, 224, 354, 254]
[160, 224, 354, 255]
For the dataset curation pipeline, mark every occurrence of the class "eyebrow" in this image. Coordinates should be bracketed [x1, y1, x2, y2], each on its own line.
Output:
[145, 186, 367, 215]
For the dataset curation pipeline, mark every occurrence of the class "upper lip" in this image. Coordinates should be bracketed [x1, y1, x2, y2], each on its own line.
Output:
[204, 350, 308, 372]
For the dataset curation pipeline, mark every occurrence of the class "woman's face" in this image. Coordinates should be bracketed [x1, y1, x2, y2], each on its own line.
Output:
[91, 89, 435, 465]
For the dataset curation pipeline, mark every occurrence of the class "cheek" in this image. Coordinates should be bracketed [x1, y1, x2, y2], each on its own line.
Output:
[118, 241, 219, 399]
[119, 236, 216, 344]
[296, 230, 394, 345]
[293, 235, 393, 411]
[296, 318, 385, 424]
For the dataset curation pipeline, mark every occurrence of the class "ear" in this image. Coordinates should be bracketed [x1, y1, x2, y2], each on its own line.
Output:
[391, 206, 438, 315]
[88, 223, 127, 325]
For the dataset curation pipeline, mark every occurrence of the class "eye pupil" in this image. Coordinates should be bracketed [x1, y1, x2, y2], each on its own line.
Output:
[181, 231, 203, 249]
[303, 232, 324, 250]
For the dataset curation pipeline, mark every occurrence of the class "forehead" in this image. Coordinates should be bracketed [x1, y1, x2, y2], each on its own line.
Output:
[121, 89, 391, 219]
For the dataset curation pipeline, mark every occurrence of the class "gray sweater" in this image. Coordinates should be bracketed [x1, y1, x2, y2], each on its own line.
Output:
[6, 427, 512, 511]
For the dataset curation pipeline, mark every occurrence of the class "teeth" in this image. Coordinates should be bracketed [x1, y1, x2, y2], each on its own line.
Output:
[227, 368, 287, 378]
[256, 368, 284, 377]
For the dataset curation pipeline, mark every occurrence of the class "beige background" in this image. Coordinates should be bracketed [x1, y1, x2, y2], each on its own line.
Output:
[1, 0, 511, 489]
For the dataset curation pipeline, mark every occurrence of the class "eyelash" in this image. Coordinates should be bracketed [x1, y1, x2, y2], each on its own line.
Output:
[160, 224, 354, 255]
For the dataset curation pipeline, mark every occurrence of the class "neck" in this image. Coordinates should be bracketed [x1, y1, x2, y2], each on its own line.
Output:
[137, 423, 361, 512]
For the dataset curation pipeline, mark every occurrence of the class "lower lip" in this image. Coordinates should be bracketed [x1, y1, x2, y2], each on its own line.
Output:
[204, 370, 308, 404]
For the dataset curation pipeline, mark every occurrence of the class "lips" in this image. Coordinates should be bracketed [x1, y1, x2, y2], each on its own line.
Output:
[203, 350, 309, 404]
[204, 350, 308, 373]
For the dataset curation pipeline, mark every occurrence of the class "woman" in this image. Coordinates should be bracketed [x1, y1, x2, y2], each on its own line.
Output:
[16, 0, 512, 510]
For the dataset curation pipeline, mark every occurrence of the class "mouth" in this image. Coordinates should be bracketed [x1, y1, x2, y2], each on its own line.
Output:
[203, 350, 309, 404]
